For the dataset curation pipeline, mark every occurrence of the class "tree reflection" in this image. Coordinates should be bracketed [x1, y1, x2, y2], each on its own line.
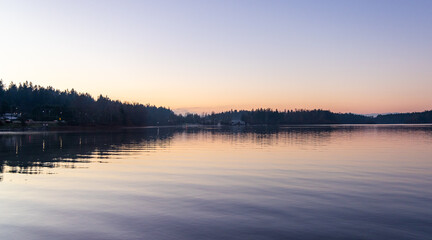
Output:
[0, 127, 180, 177]
[1, 125, 431, 181]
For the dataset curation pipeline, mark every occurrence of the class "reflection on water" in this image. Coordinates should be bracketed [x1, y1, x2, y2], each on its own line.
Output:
[0, 128, 178, 176]
[0, 126, 335, 176]
[0, 125, 432, 240]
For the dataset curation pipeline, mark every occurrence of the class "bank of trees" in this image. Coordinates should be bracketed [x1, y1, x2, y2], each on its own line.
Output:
[374, 111, 432, 124]
[195, 109, 432, 125]
[1, 81, 431, 126]
[196, 109, 374, 125]
[0, 81, 179, 126]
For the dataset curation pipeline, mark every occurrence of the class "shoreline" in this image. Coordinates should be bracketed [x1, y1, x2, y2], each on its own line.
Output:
[1, 123, 432, 133]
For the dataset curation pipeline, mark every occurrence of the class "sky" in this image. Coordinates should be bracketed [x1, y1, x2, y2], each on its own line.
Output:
[0, 0, 431, 114]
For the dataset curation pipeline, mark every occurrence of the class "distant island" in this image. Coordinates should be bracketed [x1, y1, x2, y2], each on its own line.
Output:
[1, 81, 432, 129]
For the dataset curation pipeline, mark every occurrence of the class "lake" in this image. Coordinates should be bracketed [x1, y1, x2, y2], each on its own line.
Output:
[0, 125, 431, 240]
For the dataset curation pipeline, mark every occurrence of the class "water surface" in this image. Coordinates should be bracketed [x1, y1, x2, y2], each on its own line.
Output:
[1, 125, 431, 240]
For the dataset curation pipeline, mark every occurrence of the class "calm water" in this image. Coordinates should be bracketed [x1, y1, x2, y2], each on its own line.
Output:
[0, 125, 431, 240]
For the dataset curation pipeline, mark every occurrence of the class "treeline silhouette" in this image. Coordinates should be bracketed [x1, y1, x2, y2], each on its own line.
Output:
[0, 81, 181, 126]
[196, 109, 375, 125]
[374, 111, 432, 124]
[1, 81, 432, 126]
[195, 109, 432, 124]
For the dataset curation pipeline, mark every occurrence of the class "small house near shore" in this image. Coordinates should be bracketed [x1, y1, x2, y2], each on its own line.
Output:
[1, 113, 21, 123]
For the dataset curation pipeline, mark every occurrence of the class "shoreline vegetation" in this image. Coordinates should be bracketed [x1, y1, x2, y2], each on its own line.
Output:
[1, 81, 432, 131]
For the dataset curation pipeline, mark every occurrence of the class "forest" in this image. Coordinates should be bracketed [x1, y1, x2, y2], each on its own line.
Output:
[1, 81, 431, 126]
[0, 81, 180, 126]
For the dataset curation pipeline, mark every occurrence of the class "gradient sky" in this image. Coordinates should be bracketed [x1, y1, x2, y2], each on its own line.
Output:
[0, 0, 431, 114]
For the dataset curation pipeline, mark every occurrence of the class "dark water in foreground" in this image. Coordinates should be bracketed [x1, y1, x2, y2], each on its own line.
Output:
[0, 125, 431, 240]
